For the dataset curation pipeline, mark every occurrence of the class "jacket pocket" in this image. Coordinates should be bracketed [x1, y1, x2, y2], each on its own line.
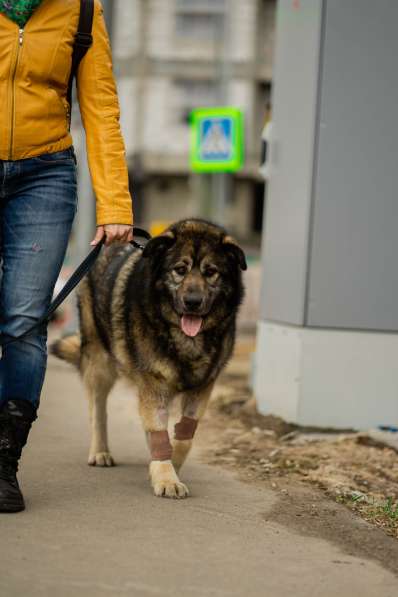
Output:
[49, 87, 70, 129]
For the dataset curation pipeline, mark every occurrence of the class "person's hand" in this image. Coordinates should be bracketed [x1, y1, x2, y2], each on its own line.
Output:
[90, 224, 133, 247]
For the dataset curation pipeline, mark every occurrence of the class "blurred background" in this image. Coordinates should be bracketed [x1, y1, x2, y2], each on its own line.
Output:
[59, 0, 276, 330]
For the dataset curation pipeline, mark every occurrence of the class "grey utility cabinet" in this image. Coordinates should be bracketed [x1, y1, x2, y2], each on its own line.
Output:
[255, 0, 398, 429]
[262, 0, 398, 332]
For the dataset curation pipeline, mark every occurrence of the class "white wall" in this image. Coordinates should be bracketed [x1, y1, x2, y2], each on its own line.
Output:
[112, 0, 140, 58]
[147, 0, 175, 59]
[255, 322, 398, 429]
[117, 77, 137, 155]
[230, 0, 257, 62]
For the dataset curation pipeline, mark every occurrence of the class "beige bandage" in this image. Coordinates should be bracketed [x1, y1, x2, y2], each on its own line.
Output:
[174, 416, 198, 441]
[149, 430, 172, 461]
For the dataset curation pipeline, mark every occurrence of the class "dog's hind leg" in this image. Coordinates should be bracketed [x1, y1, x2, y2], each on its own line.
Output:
[81, 347, 117, 467]
[137, 385, 189, 499]
[172, 383, 214, 472]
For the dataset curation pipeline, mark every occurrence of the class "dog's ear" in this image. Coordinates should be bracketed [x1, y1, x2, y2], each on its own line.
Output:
[222, 235, 247, 271]
[142, 232, 175, 259]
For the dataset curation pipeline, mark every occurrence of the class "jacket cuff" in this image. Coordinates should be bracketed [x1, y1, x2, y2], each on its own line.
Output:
[96, 210, 134, 226]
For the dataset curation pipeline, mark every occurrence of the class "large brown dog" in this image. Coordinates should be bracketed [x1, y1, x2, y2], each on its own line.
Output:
[51, 219, 246, 498]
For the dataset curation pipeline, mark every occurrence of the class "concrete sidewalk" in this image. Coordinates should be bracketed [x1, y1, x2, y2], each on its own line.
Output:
[0, 357, 397, 597]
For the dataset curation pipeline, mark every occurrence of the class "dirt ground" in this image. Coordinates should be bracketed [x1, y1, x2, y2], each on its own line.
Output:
[197, 333, 398, 572]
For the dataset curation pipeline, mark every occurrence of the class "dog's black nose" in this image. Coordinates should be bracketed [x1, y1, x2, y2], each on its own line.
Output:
[183, 294, 203, 311]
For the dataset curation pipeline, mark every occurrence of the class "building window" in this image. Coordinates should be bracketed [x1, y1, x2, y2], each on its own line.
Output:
[175, 13, 222, 40]
[173, 79, 218, 124]
[175, 0, 225, 40]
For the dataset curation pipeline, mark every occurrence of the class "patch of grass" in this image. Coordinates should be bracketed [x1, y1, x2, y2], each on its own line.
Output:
[371, 497, 398, 521]
[336, 494, 398, 538]
[335, 492, 367, 505]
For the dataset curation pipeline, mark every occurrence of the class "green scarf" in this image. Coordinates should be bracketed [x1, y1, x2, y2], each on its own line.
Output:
[0, 0, 43, 28]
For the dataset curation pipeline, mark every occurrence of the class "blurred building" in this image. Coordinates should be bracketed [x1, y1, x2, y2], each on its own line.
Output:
[110, 0, 276, 241]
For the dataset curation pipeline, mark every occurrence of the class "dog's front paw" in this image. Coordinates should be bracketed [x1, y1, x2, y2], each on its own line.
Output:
[149, 460, 189, 499]
[153, 479, 189, 499]
[88, 451, 115, 467]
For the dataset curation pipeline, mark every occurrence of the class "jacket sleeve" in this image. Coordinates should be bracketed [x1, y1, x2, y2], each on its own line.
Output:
[76, 0, 133, 226]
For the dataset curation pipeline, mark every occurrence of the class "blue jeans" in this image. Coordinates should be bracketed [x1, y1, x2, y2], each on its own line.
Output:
[0, 148, 78, 408]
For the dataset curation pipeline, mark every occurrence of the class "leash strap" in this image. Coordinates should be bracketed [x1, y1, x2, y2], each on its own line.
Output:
[0, 227, 151, 350]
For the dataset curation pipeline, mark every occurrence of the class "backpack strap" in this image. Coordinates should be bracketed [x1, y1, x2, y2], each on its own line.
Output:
[66, 0, 94, 127]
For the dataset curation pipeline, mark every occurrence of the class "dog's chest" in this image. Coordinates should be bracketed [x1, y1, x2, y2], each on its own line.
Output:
[172, 332, 218, 389]
[139, 331, 214, 392]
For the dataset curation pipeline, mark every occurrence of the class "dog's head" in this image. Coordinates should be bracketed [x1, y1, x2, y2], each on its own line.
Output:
[143, 219, 246, 337]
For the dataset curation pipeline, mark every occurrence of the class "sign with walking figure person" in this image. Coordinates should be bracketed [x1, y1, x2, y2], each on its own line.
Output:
[190, 107, 244, 173]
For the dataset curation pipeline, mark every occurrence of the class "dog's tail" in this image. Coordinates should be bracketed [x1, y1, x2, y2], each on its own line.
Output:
[50, 333, 81, 367]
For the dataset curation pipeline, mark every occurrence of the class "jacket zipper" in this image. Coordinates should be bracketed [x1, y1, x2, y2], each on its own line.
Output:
[9, 28, 24, 160]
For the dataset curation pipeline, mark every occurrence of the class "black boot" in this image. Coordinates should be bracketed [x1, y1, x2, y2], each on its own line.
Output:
[0, 400, 37, 512]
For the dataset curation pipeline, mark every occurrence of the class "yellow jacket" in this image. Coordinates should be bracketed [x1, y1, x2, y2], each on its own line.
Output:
[0, 0, 133, 225]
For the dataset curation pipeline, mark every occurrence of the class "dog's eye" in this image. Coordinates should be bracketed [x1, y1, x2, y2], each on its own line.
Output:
[174, 266, 187, 276]
[204, 267, 218, 278]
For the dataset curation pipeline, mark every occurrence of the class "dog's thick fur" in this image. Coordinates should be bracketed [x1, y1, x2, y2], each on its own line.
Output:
[51, 219, 246, 498]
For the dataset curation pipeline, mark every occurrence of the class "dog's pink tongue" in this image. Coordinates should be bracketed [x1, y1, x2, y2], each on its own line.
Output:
[181, 315, 203, 337]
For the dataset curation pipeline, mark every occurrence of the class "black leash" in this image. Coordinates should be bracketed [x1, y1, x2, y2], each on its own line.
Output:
[0, 227, 151, 350]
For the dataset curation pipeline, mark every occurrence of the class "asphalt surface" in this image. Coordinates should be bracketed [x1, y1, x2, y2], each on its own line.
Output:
[0, 356, 397, 597]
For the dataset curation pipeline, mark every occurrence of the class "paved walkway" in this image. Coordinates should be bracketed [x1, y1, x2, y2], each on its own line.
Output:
[0, 357, 397, 597]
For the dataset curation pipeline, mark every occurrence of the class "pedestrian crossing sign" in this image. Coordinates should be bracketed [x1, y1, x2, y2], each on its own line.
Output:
[190, 107, 244, 173]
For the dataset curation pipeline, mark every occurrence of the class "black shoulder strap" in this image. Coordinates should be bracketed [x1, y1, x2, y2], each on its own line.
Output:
[66, 0, 94, 125]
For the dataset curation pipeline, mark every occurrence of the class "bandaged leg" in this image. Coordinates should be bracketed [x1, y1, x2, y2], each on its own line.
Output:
[172, 384, 213, 471]
[175, 416, 198, 440]
[138, 392, 189, 499]
[148, 430, 172, 461]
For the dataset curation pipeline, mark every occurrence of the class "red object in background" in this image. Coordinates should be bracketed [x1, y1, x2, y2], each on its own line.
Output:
[293, 0, 300, 9]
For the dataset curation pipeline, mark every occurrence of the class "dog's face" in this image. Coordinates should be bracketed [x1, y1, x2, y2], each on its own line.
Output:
[143, 220, 246, 337]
